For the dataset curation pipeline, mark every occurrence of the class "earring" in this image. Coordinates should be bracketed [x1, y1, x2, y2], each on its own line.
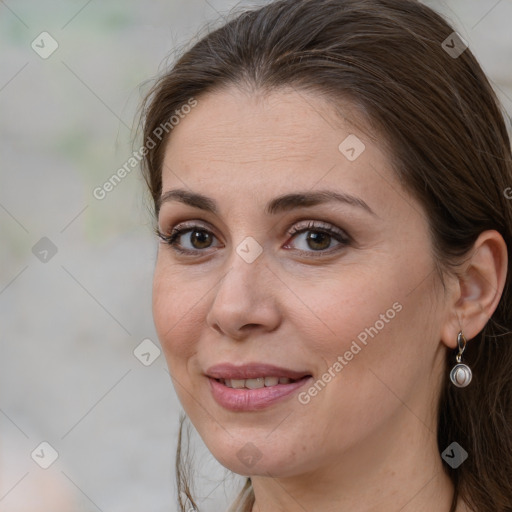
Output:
[449, 331, 472, 388]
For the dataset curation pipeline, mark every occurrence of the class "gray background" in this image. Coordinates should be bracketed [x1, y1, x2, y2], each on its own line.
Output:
[1, 1, 511, 511]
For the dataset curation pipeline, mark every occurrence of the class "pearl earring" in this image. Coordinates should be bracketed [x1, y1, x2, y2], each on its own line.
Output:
[449, 331, 472, 388]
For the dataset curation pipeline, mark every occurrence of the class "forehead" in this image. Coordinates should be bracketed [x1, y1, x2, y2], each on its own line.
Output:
[160, 87, 396, 215]
[170, 87, 369, 152]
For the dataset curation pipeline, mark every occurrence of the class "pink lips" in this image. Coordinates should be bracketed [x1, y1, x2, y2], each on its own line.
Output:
[205, 363, 312, 411]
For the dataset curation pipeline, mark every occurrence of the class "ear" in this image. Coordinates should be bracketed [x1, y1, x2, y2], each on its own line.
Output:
[440, 229, 508, 349]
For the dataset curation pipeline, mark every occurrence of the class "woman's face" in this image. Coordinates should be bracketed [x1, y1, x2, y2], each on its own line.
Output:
[153, 87, 451, 478]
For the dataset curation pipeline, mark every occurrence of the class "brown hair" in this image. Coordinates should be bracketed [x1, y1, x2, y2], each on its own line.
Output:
[138, 1, 512, 511]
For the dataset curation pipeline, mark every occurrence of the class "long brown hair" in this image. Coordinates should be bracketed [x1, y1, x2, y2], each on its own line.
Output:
[138, 1, 512, 510]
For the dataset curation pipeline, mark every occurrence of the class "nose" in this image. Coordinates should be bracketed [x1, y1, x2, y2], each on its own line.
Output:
[205, 248, 282, 341]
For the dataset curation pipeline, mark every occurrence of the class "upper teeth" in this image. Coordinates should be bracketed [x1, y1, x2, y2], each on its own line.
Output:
[222, 377, 294, 389]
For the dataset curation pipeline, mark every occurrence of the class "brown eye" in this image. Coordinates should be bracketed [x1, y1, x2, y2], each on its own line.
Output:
[188, 229, 213, 249]
[158, 220, 350, 258]
[285, 221, 350, 256]
[303, 231, 332, 251]
[157, 224, 221, 254]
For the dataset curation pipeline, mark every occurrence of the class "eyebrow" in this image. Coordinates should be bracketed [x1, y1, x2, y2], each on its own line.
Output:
[158, 188, 376, 216]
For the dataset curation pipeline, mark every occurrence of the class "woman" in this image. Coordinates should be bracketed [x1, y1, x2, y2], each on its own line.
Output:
[139, 0, 512, 510]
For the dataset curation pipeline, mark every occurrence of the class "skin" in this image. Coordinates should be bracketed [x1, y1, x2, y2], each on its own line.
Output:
[152, 86, 507, 512]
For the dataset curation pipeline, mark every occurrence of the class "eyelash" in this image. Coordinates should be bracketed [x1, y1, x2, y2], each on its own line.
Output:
[156, 220, 351, 258]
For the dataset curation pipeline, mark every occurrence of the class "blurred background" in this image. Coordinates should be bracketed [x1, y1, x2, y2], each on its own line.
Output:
[0, 1, 511, 511]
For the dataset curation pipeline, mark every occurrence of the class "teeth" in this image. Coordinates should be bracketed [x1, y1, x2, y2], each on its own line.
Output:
[264, 376, 279, 387]
[245, 378, 265, 389]
[221, 376, 298, 389]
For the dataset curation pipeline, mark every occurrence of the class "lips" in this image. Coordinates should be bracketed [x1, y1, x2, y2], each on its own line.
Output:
[205, 363, 312, 411]
[205, 363, 311, 381]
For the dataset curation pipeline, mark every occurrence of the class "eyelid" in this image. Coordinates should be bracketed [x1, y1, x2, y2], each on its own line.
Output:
[158, 217, 351, 258]
[156, 220, 221, 254]
[287, 219, 349, 240]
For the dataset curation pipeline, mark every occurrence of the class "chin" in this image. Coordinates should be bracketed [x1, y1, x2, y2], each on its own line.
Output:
[203, 432, 306, 478]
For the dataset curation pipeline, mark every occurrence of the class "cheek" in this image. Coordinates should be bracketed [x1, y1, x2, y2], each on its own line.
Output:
[152, 262, 202, 365]
[152, 266, 207, 415]
[284, 264, 401, 352]
[313, 279, 440, 431]
[290, 252, 435, 399]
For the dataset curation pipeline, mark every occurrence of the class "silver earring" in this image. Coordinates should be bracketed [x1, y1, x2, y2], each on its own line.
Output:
[449, 331, 472, 388]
